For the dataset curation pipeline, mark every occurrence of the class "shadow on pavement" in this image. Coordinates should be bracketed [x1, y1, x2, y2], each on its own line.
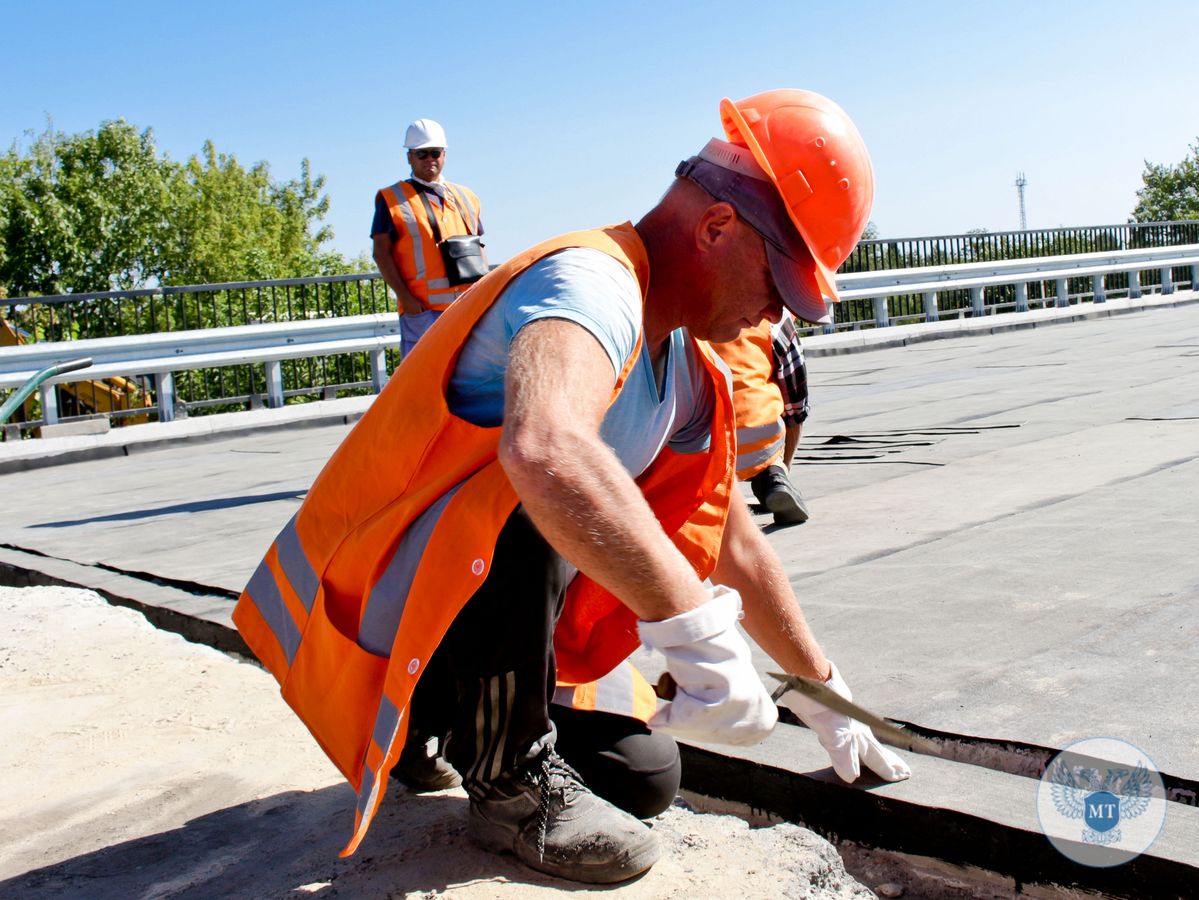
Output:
[30, 490, 308, 528]
[3, 782, 600, 899]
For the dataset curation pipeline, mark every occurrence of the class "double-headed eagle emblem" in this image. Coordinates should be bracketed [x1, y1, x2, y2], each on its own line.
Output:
[1047, 759, 1154, 844]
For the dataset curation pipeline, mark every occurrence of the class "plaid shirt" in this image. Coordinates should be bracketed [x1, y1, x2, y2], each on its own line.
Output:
[772, 315, 810, 426]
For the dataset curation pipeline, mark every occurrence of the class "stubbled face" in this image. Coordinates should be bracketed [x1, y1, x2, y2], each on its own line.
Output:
[408, 148, 445, 182]
[691, 221, 785, 343]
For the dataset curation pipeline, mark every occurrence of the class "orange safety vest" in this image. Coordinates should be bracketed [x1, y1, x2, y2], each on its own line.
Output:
[552, 661, 660, 721]
[377, 179, 483, 311]
[233, 222, 736, 856]
[711, 319, 785, 480]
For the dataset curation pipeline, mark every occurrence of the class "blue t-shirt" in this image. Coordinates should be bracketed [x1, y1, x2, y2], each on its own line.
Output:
[448, 247, 713, 477]
[356, 247, 716, 656]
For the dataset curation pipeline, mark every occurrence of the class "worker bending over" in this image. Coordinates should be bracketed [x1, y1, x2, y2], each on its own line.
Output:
[235, 89, 909, 886]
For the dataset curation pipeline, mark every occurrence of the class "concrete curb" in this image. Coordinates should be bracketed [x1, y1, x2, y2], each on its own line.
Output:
[0, 395, 373, 474]
[1, 540, 1194, 897]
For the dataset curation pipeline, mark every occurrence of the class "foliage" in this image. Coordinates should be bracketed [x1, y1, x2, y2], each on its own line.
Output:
[1131, 139, 1199, 223]
[0, 121, 171, 295]
[159, 144, 333, 285]
[0, 119, 359, 298]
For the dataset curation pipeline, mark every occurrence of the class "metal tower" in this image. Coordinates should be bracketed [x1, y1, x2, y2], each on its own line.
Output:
[1015, 172, 1028, 230]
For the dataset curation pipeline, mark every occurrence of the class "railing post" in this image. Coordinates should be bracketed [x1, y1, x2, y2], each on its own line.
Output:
[1055, 277, 1070, 308]
[922, 289, 939, 322]
[1015, 282, 1029, 313]
[1129, 270, 1142, 299]
[1093, 272, 1106, 304]
[265, 360, 284, 408]
[872, 296, 890, 328]
[821, 299, 836, 335]
[970, 286, 985, 316]
[370, 348, 388, 394]
[1191, 263, 1199, 290]
[38, 383, 59, 425]
[154, 371, 175, 423]
[1161, 265, 1174, 295]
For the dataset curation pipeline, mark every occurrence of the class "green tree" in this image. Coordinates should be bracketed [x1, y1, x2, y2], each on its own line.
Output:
[159, 144, 335, 285]
[1131, 139, 1199, 222]
[0, 119, 353, 298]
[0, 120, 171, 295]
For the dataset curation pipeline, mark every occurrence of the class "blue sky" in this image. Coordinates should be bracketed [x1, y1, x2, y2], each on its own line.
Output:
[5, 0, 1198, 265]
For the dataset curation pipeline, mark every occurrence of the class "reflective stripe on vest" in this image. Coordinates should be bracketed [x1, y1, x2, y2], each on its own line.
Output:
[552, 661, 659, 722]
[378, 180, 482, 311]
[711, 320, 785, 480]
[232, 223, 735, 858]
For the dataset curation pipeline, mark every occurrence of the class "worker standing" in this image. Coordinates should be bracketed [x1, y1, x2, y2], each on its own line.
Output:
[371, 118, 486, 357]
[238, 89, 909, 886]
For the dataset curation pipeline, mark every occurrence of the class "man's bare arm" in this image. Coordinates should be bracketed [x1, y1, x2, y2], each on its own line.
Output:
[372, 233, 423, 315]
[498, 319, 709, 622]
[711, 497, 831, 680]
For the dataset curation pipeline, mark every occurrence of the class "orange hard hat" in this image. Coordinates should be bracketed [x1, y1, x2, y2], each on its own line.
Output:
[720, 90, 873, 303]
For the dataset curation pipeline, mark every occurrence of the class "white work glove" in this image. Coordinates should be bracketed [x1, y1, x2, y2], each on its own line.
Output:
[637, 585, 777, 746]
[780, 660, 911, 783]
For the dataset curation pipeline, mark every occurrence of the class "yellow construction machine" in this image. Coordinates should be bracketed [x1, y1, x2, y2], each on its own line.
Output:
[1, 317, 153, 426]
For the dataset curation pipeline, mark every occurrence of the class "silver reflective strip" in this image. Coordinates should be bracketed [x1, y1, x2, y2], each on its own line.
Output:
[358, 482, 465, 655]
[426, 277, 452, 290]
[275, 514, 318, 613]
[357, 703, 403, 818]
[372, 694, 400, 760]
[550, 685, 577, 707]
[446, 184, 479, 233]
[244, 558, 301, 664]
[357, 764, 376, 816]
[394, 185, 427, 280]
[592, 665, 635, 716]
[737, 420, 783, 446]
[738, 434, 784, 472]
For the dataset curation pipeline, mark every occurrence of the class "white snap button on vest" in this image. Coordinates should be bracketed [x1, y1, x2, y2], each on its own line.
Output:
[471, 559, 485, 576]
[407, 658, 420, 675]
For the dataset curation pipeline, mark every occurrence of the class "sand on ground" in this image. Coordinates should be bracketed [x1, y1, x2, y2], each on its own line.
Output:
[0, 585, 873, 899]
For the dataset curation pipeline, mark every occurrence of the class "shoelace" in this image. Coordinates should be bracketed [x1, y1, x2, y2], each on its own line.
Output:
[534, 749, 587, 861]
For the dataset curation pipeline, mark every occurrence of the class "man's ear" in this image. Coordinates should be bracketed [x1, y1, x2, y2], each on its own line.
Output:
[695, 202, 738, 251]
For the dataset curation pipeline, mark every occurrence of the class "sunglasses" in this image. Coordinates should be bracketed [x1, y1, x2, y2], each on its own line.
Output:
[412, 148, 444, 160]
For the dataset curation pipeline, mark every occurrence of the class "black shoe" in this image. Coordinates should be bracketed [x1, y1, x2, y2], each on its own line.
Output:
[750, 463, 810, 525]
[394, 735, 462, 792]
[467, 747, 660, 884]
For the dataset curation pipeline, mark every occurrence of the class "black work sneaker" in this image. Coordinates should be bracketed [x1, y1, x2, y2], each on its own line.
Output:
[394, 735, 462, 792]
[750, 463, 810, 525]
[466, 748, 660, 884]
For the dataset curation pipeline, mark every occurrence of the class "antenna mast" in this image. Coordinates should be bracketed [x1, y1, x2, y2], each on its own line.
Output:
[1015, 172, 1028, 230]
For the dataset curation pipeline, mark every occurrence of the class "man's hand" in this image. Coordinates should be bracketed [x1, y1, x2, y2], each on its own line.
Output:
[638, 586, 777, 746]
[398, 295, 425, 316]
[372, 233, 424, 315]
[779, 661, 911, 782]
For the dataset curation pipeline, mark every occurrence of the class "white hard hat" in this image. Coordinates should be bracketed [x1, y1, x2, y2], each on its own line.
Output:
[404, 118, 447, 150]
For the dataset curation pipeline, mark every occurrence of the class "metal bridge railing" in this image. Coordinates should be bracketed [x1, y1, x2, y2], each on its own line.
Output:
[3, 222, 1198, 435]
[1, 273, 397, 424]
[841, 221, 1199, 273]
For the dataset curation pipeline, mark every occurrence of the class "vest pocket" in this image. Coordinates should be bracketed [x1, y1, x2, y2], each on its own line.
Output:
[282, 592, 389, 789]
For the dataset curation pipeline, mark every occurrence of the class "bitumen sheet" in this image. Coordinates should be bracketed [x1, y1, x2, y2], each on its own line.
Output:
[2, 296, 1197, 790]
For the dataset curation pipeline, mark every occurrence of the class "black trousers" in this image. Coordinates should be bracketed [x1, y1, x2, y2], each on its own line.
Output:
[407, 507, 680, 819]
